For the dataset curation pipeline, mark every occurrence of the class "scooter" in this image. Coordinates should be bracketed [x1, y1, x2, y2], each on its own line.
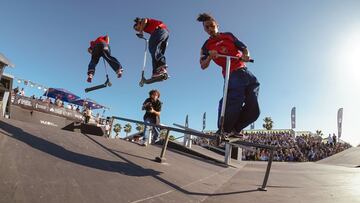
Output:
[217, 54, 254, 144]
[85, 58, 112, 93]
[136, 33, 169, 87]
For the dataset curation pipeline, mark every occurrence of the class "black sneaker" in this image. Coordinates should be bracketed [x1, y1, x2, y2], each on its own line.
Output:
[152, 67, 167, 78]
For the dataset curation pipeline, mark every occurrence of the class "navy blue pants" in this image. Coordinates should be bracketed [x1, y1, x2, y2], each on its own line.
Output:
[218, 68, 260, 133]
[88, 42, 123, 75]
[149, 28, 169, 74]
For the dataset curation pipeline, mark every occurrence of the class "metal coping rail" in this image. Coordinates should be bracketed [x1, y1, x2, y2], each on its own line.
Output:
[112, 116, 275, 191]
[112, 116, 275, 151]
[112, 116, 216, 140]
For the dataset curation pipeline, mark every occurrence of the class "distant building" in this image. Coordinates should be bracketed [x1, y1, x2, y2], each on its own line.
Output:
[0, 53, 14, 117]
[0, 53, 14, 80]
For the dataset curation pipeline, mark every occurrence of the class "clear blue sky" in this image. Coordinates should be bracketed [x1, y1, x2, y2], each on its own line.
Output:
[1, 0, 360, 145]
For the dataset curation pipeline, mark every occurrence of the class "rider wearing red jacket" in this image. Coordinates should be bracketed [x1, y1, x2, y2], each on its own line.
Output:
[87, 35, 123, 83]
[198, 13, 260, 135]
[134, 18, 169, 79]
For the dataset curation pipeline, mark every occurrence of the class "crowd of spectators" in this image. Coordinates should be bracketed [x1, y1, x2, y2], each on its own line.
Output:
[240, 131, 352, 162]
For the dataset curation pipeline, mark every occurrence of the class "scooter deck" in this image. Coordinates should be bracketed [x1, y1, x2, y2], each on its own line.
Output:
[215, 133, 243, 146]
[85, 77, 112, 93]
[139, 74, 169, 87]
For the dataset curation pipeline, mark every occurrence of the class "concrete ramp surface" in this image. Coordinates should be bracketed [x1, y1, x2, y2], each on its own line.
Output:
[0, 119, 242, 203]
[1, 118, 360, 203]
[317, 147, 360, 167]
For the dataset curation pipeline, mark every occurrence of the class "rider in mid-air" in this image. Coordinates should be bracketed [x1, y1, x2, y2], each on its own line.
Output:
[133, 17, 169, 80]
[87, 35, 123, 83]
[197, 13, 260, 136]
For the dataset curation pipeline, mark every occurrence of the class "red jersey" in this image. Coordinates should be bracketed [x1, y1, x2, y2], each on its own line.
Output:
[89, 35, 109, 50]
[201, 32, 247, 76]
[143, 18, 168, 34]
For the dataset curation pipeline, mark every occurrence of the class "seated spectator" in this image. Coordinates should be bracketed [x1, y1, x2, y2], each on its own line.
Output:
[55, 97, 62, 107]
[238, 130, 351, 162]
[13, 87, 19, 95]
[19, 88, 25, 96]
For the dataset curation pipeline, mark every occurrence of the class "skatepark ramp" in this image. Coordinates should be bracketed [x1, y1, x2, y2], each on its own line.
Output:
[0, 118, 242, 202]
[317, 147, 360, 168]
[1, 118, 360, 202]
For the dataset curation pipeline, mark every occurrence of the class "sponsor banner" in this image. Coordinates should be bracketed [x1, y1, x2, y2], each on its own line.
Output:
[291, 107, 296, 129]
[337, 108, 343, 139]
[12, 95, 83, 121]
[202, 112, 206, 131]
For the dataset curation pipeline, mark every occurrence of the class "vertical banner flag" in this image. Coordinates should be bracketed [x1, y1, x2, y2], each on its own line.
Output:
[337, 108, 343, 139]
[291, 107, 296, 129]
[183, 114, 189, 146]
[250, 123, 255, 130]
[202, 112, 206, 131]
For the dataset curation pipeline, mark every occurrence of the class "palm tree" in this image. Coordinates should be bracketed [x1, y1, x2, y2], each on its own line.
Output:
[315, 130, 323, 137]
[124, 123, 132, 137]
[113, 123, 122, 138]
[160, 129, 169, 139]
[263, 117, 274, 130]
[169, 135, 176, 141]
[135, 123, 145, 132]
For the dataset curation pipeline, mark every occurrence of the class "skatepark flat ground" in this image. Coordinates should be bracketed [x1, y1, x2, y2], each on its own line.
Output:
[1, 118, 359, 203]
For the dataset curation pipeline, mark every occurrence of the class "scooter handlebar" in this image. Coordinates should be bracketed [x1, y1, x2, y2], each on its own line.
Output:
[136, 33, 147, 40]
[202, 54, 254, 63]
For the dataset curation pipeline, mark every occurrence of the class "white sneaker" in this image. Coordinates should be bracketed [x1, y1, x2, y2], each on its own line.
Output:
[140, 140, 148, 147]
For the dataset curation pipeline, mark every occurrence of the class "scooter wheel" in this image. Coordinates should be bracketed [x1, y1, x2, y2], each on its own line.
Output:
[107, 82, 112, 87]
[163, 73, 169, 80]
[139, 81, 144, 87]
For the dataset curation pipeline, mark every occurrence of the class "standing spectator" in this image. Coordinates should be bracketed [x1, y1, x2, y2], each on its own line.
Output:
[327, 134, 333, 146]
[84, 107, 92, 124]
[140, 89, 162, 146]
[332, 134, 337, 145]
[19, 88, 25, 96]
[105, 122, 111, 138]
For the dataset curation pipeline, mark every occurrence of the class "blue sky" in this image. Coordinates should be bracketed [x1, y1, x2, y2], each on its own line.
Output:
[1, 0, 360, 145]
